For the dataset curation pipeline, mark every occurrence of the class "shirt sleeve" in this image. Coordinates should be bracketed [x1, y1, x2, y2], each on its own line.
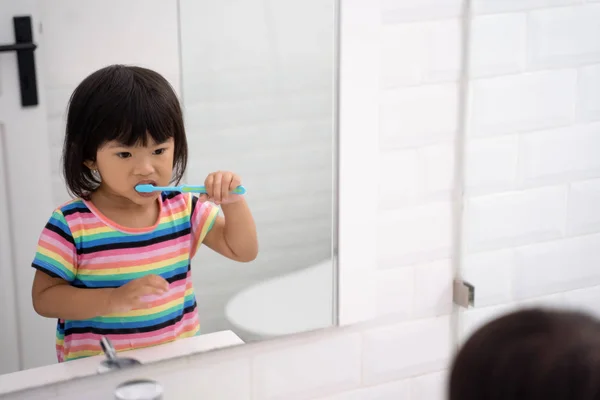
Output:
[188, 193, 220, 258]
[31, 210, 78, 282]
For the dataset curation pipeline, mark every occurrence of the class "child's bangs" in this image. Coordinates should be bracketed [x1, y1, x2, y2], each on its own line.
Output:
[102, 80, 177, 148]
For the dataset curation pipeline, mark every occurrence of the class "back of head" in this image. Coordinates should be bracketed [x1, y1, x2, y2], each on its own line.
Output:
[449, 308, 600, 400]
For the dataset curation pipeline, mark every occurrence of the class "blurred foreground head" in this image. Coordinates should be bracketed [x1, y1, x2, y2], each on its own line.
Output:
[449, 308, 600, 400]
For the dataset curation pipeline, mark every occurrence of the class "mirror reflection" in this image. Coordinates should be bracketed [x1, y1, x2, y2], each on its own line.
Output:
[0, 0, 336, 381]
[32, 63, 261, 364]
[179, 0, 336, 342]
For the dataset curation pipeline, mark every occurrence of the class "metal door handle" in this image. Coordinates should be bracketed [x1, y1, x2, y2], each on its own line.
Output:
[0, 16, 39, 107]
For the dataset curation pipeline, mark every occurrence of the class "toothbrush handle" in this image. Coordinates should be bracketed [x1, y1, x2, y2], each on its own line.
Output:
[230, 185, 247, 195]
[181, 185, 246, 195]
[180, 185, 208, 194]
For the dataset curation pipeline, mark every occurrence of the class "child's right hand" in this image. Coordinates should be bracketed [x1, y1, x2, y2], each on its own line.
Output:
[108, 274, 169, 313]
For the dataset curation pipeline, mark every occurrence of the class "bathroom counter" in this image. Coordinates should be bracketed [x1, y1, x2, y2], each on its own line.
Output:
[0, 330, 244, 396]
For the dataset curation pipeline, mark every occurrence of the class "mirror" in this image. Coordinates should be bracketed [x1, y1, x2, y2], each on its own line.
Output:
[0, 0, 337, 387]
[178, 0, 336, 342]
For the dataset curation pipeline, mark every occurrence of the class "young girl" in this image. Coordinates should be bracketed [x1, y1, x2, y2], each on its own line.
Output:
[30, 64, 258, 362]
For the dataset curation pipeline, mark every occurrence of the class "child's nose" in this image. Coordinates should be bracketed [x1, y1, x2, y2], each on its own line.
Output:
[134, 160, 155, 176]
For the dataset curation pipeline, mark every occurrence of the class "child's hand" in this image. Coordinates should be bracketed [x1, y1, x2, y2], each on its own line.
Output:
[202, 171, 243, 205]
[108, 275, 169, 313]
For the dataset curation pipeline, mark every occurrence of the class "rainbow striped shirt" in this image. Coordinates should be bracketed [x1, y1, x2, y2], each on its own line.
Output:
[31, 192, 219, 362]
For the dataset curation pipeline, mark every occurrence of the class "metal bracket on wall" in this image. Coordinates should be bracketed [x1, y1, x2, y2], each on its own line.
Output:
[0, 16, 39, 107]
[453, 279, 475, 308]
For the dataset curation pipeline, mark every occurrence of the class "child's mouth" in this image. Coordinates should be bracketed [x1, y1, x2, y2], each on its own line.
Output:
[135, 180, 157, 197]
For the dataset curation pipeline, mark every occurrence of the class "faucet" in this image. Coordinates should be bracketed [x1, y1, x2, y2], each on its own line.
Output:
[97, 336, 141, 373]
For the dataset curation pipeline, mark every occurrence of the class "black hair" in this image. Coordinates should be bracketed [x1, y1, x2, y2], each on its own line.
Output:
[62, 64, 188, 199]
[449, 308, 600, 400]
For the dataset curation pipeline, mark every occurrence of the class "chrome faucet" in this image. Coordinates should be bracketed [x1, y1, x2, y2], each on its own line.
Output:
[97, 336, 141, 373]
[100, 336, 118, 360]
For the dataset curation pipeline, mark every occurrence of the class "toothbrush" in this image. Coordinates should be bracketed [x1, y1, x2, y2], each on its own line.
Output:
[135, 184, 246, 195]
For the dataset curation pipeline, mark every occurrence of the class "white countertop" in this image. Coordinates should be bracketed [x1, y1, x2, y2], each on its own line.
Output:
[0, 330, 244, 396]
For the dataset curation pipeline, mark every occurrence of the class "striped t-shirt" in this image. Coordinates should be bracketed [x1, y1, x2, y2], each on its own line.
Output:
[31, 191, 219, 362]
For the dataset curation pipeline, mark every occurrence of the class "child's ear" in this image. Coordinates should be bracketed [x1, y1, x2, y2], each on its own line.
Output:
[84, 160, 96, 171]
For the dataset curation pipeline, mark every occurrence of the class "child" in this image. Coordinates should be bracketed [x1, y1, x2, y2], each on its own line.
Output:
[449, 308, 600, 400]
[30, 64, 258, 362]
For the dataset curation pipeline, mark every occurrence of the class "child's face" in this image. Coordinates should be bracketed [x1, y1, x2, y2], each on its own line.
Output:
[89, 136, 175, 205]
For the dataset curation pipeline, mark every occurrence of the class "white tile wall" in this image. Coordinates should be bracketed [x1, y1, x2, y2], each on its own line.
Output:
[6, 0, 600, 399]
[567, 179, 600, 236]
[251, 334, 362, 399]
[460, 0, 600, 348]
[380, 83, 459, 149]
[362, 316, 452, 385]
[468, 70, 577, 136]
[318, 380, 411, 400]
[381, 19, 462, 86]
[578, 64, 600, 121]
[465, 134, 519, 194]
[413, 260, 454, 318]
[469, 13, 527, 78]
[528, 4, 600, 69]
[513, 233, 600, 299]
[381, 0, 463, 23]
[378, 202, 453, 267]
[518, 123, 600, 186]
[462, 249, 515, 307]
[472, 0, 576, 15]
[411, 371, 447, 400]
[463, 185, 568, 252]
[563, 285, 600, 319]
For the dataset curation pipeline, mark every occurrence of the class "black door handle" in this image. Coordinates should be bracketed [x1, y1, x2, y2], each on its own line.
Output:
[0, 16, 39, 107]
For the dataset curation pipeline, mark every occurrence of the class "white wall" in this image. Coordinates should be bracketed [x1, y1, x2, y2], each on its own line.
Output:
[178, 0, 335, 335]
[5, 0, 600, 399]
[459, 0, 600, 341]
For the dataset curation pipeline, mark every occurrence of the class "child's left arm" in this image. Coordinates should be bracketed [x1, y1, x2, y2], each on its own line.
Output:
[201, 171, 258, 262]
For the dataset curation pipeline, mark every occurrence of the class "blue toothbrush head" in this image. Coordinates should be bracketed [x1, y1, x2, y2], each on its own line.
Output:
[135, 184, 156, 193]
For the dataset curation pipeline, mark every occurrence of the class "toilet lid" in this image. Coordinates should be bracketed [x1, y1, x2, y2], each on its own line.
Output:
[224, 261, 333, 336]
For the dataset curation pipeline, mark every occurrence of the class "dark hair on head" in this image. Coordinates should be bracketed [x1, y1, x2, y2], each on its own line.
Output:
[449, 308, 600, 400]
[62, 64, 188, 199]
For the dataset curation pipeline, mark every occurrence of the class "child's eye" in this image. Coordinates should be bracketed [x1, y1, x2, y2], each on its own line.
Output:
[117, 152, 132, 159]
[153, 148, 166, 155]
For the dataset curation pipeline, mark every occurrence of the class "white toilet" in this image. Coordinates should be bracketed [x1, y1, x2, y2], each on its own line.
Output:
[224, 259, 334, 342]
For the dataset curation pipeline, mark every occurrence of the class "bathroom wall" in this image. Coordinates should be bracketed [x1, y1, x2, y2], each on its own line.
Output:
[5, 0, 455, 398]
[459, 0, 600, 341]
[5, 0, 600, 399]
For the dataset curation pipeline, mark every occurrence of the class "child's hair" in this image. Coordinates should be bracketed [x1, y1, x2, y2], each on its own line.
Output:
[62, 64, 188, 199]
[449, 308, 600, 400]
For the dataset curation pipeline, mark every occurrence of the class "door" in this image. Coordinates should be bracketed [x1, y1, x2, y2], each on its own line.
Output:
[0, 0, 57, 372]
